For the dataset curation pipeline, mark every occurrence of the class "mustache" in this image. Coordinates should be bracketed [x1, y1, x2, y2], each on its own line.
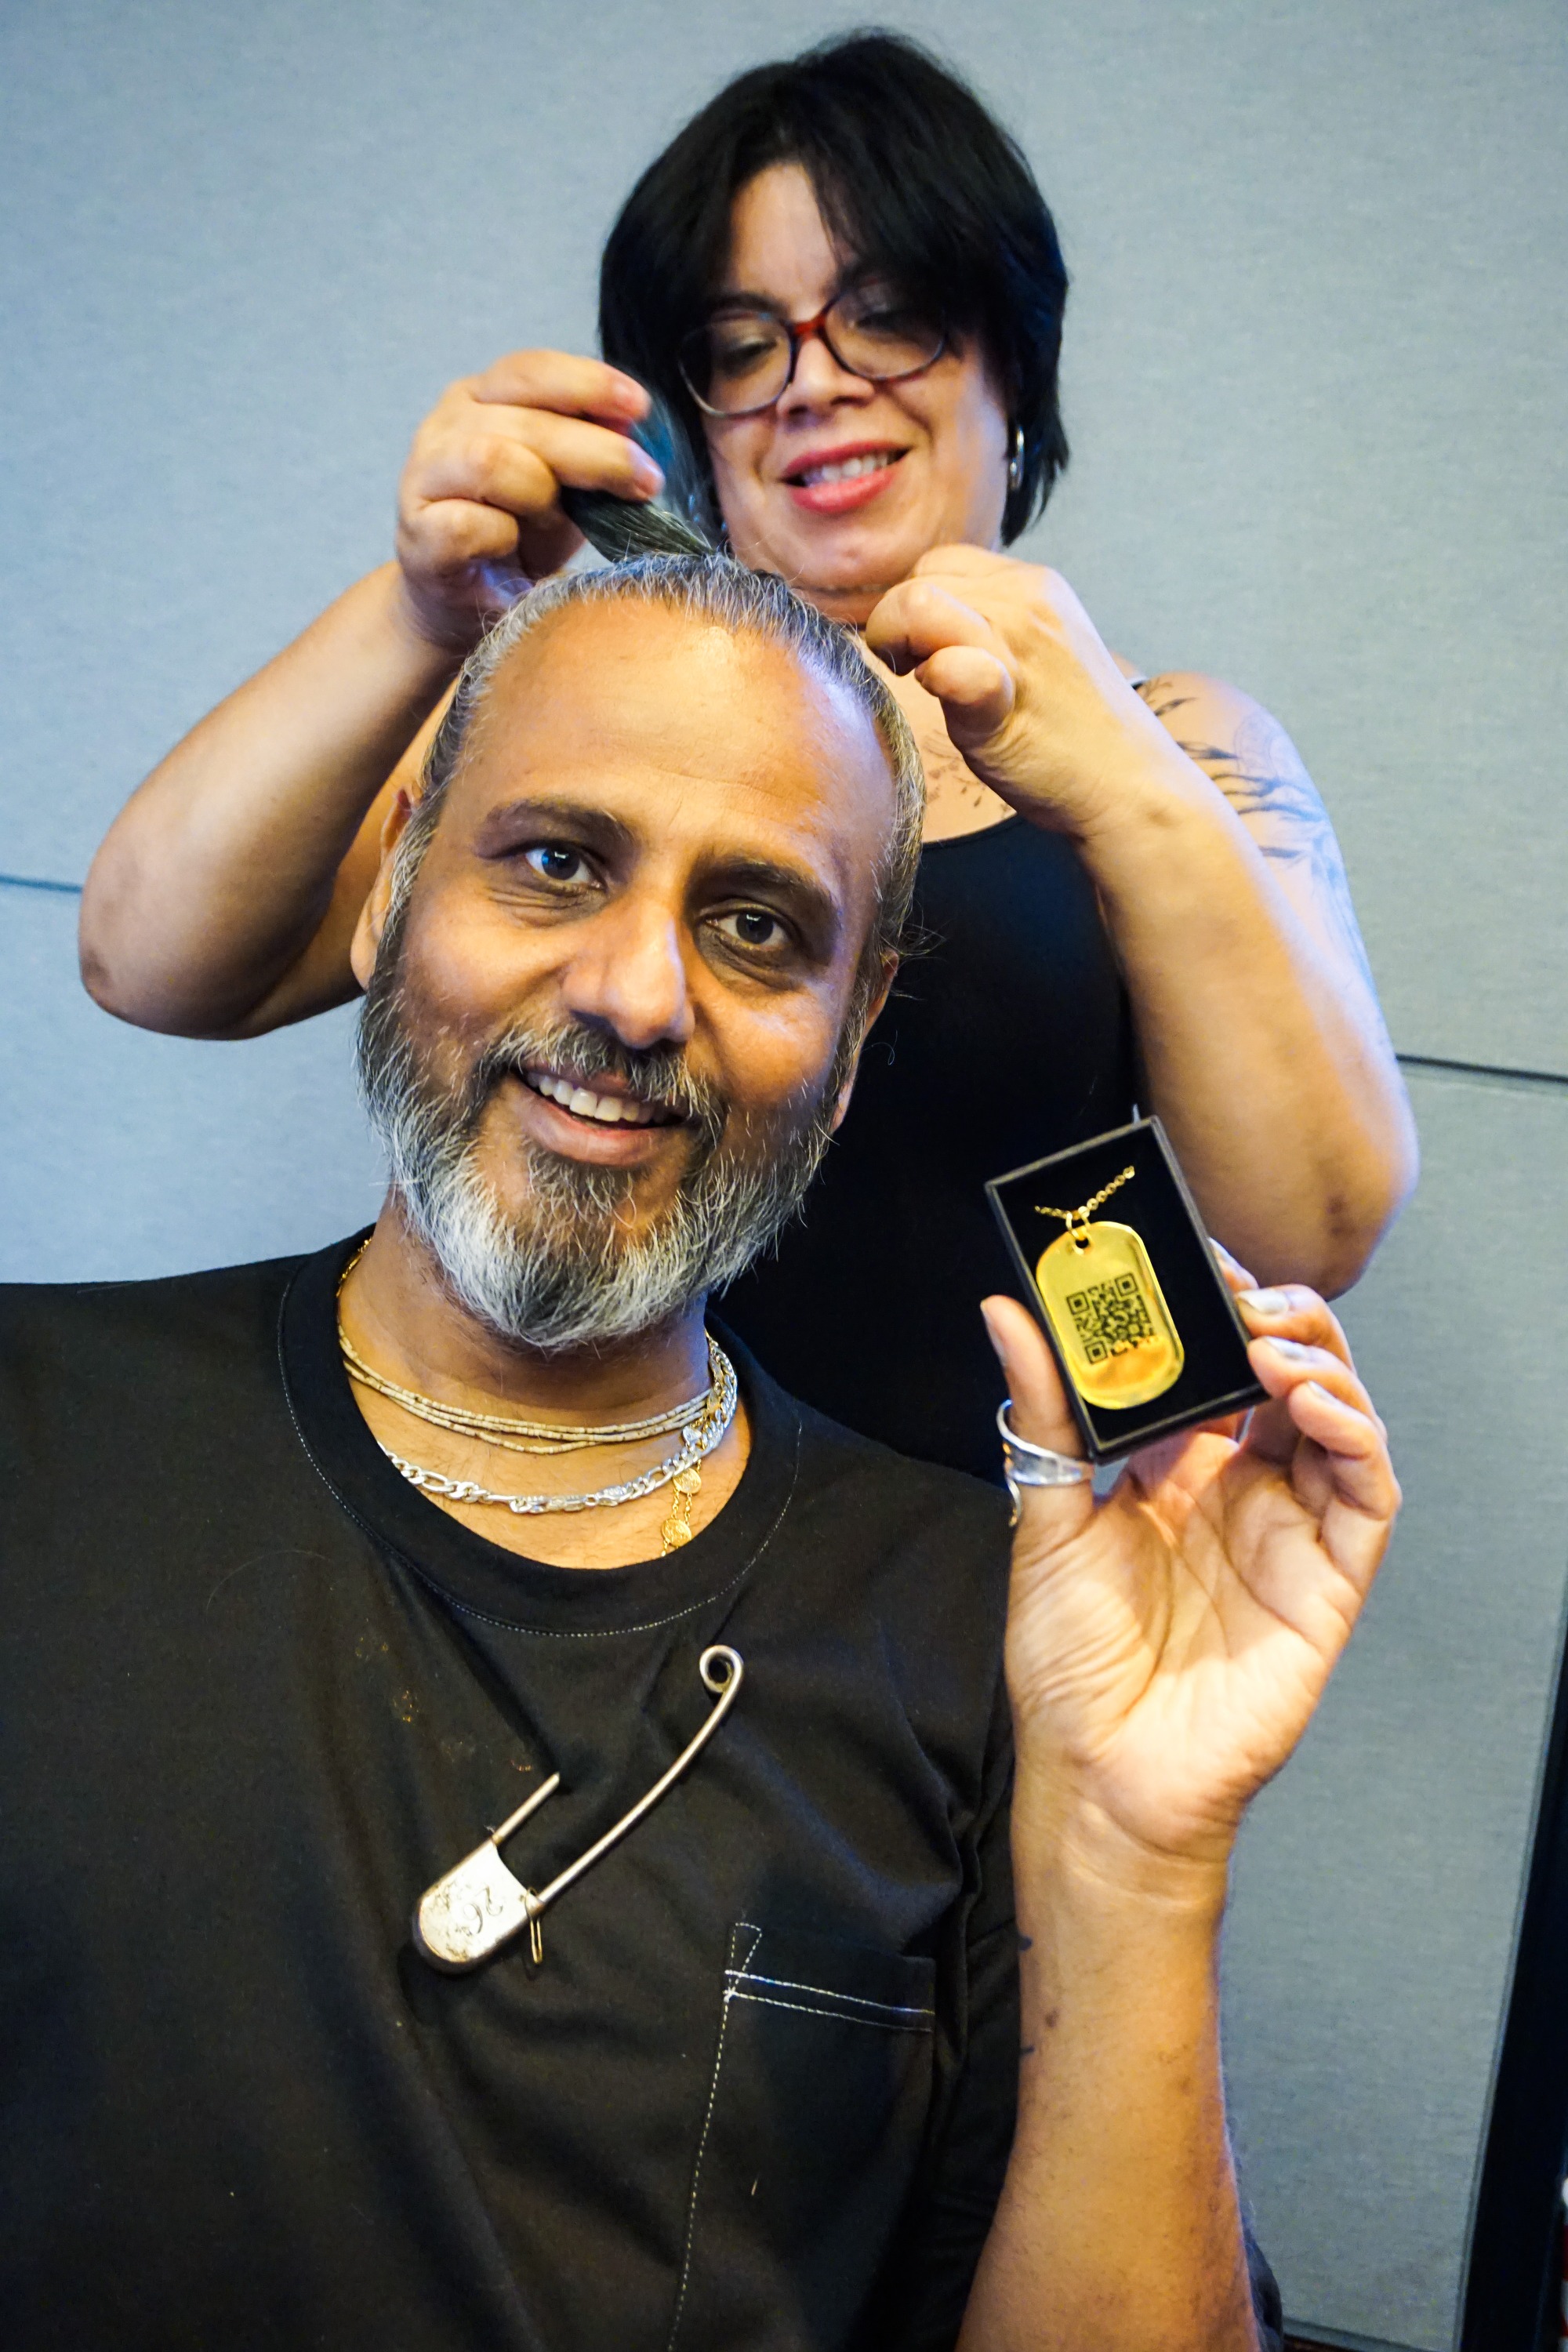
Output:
[358, 977, 843, 1354]
[469, 1018, 728, 1156]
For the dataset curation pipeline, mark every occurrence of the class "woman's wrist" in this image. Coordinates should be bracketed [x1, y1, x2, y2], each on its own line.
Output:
[384, 561, 492, 672]
[1064, 709, 1236, 857]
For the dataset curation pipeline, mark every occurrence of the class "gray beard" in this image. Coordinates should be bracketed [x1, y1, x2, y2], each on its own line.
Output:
[356, 986, 839, 1354]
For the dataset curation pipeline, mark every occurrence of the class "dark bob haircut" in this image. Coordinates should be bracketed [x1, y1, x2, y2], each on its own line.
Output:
[600, 30, 1069, 545]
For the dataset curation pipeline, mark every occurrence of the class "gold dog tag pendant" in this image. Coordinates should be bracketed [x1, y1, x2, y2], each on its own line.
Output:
[1034, 1221, 1184, 1409]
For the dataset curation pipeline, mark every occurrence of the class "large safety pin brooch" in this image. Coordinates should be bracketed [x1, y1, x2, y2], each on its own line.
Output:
[413, 1645, 744, 1973]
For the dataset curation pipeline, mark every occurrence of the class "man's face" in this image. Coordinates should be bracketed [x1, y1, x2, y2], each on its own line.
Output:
[354, 597, 898, 1344]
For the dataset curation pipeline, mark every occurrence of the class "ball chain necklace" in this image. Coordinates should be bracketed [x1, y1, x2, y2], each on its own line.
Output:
[336, 1243, 738, 1553]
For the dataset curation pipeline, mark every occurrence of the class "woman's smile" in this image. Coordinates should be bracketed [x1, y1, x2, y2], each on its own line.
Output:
[781, 441, 909, 515]
[704, 162, 1011, 615]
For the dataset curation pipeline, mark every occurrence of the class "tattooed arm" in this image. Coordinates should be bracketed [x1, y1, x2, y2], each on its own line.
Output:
[1102, 669, 1417, 1290]
[1136, 673, 1381, 1005]
[867, 556, 1417, 1294]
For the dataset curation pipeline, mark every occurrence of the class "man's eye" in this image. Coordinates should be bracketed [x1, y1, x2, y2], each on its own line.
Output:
[524, 844, 592, 884]
[714, 907, 786, 951]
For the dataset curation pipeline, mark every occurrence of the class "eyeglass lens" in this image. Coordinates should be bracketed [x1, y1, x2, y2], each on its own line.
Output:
[680, 289, 945, 416]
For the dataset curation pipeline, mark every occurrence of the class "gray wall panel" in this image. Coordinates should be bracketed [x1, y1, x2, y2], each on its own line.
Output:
[3, 0, 1564, 1068]
[4, 2, 1566, 2332]
[0, 883, 382, 1281]
[1223, 1065, 1568, 2349]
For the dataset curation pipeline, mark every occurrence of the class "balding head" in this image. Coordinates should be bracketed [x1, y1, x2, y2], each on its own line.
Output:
[349, 560, 925, 1351]
[387, 554, 923, 1023]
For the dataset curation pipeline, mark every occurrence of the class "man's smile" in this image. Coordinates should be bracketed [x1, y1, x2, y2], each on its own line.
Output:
[501, 1064, 693, 1171]
[521, 1064, 681, 1128]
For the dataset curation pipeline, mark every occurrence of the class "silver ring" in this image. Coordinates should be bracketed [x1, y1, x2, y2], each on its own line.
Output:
[997, 1400, 1094, 1523]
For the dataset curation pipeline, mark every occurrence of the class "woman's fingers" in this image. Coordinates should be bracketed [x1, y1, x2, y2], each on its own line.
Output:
[397, 493, 528, 579]
[393, 355, 670, 633]
[411, 405, 661, 517]
[909, 646, 1015, 743]
[863, 579, 1013, 680]
[468, 348, 649, 426]
[1250, 1332, 1367, 1405]
[499, 406, 664, 499]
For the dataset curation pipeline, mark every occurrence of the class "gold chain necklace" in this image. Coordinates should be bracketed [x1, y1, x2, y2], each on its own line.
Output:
[336, 1240, 737, 1552]
[1035, 1164, 1137, 1240]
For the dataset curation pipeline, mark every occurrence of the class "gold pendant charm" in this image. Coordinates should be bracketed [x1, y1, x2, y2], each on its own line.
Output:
[1034, 1221, 1184, 1408]
[660, 1465, 702, 1552]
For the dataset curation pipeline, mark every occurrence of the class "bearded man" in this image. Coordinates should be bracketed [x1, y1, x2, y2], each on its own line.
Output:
[0, 557, 1397, 2352]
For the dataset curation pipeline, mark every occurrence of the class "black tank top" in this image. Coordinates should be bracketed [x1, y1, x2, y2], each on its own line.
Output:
[719, 816, 1137, 1480]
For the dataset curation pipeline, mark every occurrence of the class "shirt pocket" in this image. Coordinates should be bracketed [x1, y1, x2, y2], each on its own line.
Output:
[667, 1920, 937, 2352]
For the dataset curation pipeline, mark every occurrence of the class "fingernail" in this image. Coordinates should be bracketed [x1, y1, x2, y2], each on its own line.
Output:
[630, 452, 664, 494]
[1265, 1335, 1312, 1359]
[979, 1299, 1006, 1363]
[1238, 1288, 1290, 1317]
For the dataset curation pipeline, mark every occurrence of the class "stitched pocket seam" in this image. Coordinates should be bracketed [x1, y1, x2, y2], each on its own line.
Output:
[727, 1987, 932, 2035]
[666, 1922, 763, 2352]
[724, 1967, 935, 2022]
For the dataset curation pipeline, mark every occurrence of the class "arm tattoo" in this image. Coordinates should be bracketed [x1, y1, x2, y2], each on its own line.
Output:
[1136, 679, 1379, 997]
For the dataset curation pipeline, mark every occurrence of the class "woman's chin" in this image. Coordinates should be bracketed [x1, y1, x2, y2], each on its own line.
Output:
[742, 522, 928, 622]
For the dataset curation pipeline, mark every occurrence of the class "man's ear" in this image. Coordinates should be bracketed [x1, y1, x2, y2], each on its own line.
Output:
[349, 789, 417, 990]
[828, 956, 898, 1134]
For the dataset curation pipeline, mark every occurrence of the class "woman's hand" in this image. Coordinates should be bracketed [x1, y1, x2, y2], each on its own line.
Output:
[394, 351, 665, 652]
[982, 1277, 1399, 1875]
[864, 544, 1183, 838]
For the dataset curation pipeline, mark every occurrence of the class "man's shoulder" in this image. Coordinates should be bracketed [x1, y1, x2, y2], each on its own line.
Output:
[0, 1248, 320, 1395]
[797, 1392, 1011, 1544]
[733, 1330, 1012, 1563]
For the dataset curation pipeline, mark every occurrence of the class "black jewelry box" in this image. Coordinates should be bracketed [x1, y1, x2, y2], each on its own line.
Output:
[985, 1116, 1265, 1464]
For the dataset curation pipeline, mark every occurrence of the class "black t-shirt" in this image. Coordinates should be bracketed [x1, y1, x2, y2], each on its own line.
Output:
[0, 1236, 1283, 2351]
[0, 1237, 1022, 2352]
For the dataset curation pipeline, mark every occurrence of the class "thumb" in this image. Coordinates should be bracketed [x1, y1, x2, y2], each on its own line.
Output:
[982, 1294, 1097, 1546]
[913, 645, 1015, 751]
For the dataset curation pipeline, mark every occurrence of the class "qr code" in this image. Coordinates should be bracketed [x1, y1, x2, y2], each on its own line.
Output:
[1065, 1274, 1156, 1364]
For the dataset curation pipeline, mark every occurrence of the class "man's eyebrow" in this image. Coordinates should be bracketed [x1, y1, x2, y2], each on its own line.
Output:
[704, 855, 843, 949]
[470, 797, 638, 859]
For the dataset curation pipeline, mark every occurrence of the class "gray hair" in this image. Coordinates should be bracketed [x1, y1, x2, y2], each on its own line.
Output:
[386, 554, 924, 1031]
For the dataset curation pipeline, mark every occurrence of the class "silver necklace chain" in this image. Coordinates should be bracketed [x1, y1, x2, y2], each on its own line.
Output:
[339, 1319, 723, 1456]
[375, 1342, 739, 1518]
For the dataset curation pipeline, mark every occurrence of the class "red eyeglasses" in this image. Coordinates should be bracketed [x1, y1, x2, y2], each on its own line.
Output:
[678, 287, 946, 417]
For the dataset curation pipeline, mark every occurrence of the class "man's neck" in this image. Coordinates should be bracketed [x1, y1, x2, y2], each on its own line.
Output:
[342, 1199, 713, 1427]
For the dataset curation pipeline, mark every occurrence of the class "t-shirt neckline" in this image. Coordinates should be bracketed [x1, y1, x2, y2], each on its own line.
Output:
[278, 1232, 801, 1638]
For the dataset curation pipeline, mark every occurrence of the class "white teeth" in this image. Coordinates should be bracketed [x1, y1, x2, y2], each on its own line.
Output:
[800, 451, 896, 488]
[523, 1069, 665, 1128]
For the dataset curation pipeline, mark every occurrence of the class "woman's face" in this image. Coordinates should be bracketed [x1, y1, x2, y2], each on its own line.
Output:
[702, 164, 1011, 626]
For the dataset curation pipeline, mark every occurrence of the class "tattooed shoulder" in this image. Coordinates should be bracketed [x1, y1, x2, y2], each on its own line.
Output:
[1134, 671, 1378, 996]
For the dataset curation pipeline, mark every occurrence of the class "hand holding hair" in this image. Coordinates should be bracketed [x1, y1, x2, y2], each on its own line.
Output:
[866, 544, 1191, 841]
[392, 350, 668, 649]
[558, 393, 714, 562]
